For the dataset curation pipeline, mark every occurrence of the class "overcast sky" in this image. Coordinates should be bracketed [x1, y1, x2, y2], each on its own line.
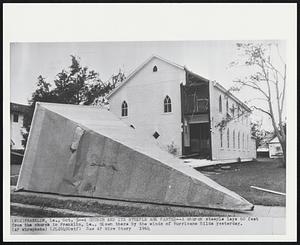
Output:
[10, 40, 285, 130]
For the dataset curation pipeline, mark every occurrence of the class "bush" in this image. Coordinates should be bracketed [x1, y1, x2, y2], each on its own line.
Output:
[167, 142, 178, 156]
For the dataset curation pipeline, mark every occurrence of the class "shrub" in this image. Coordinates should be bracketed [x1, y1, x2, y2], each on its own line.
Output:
[167, 142, 178, 156]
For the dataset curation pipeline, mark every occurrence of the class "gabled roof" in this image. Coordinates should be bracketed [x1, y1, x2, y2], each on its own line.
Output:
[106, 55, 184, 99]
[269, 136, 280, 144]
[10, 102, 30, 114]
[106, 55, 251, 112]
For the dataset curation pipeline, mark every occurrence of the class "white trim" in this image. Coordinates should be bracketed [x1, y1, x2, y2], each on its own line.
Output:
[106, 55, 184, 99]
[162, 112, 173, 115]
[213, 81, 252, 112]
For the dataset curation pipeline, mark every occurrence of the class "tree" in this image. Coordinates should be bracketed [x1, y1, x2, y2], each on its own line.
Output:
[22, 55, 126, 147]
[92, 69, 127, 106]
[250, 120, 271, 149]
[22, 75, 56, 148]
[230, 42, 286, 166]
[52, 55, 102, 105]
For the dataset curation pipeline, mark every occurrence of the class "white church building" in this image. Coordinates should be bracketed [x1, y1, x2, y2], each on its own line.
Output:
[107, 55, 256, 161]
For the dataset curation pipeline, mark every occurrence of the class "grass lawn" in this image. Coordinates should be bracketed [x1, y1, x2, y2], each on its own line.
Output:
[195, 158, 286, 206]
[11, 158, 286, 207]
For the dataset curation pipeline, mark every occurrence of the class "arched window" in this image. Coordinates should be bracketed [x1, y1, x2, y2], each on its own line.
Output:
[219, 95, 222, 113]
[241, 110, 244, 123]
[242, 133, 245, 149]
[226, 99, 229, 114]
[153, 65, 158, 72]
[164, 95, 172, 113]
[247, 135, 249, 149]
[227, 128, 230, 148]
[233, 130, 236, 148]
[121, 101, 128, 117]
[220, 129, 223, 148]
[238, 131, 240, 149]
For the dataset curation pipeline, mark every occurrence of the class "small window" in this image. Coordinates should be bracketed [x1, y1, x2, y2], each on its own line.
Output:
[121, 101, 128, 117]
[13, 113, 19, 123]
[227, 128, 230, 148]
[164, 95, 172, 113]
[219, 95, 222, 113]
[276, 146, 281, 151]
[153, 65, 158, 72]
[153, 131, 160, 139]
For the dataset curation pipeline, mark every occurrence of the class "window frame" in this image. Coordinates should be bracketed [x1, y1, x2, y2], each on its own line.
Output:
[220, 129, 223, 148]
[13, 113, 19, 123]
[247, 134, 249, 149]
[227, 128, 230, 148]
[242, 133, 245, 149]
[121, 101, 128, 117]
[231, 104, 235, 118]
[233, 130, 236, 149]
[219, 95, 222, 113]
[226, 99, 229, 114]
[164, 95, 172, 113]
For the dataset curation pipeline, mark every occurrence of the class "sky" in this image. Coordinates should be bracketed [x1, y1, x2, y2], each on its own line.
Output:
[10, 40, 285, 130]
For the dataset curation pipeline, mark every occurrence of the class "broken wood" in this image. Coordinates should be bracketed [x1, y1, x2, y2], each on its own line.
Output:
[179, 153, 200, 159]
[250, 186, 286, 196]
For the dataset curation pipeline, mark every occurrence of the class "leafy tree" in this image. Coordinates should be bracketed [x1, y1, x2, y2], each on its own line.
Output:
[21, 55, 126, 147]
[52, 56, 102, 105]
[230, 42, 287, 166]
[22, 75, 56, 147]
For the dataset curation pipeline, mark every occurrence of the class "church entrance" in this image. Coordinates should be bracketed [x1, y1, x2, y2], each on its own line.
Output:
[189, 123, 210, 158]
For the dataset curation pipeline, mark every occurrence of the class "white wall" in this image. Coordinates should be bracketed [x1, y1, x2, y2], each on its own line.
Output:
[108, 58, 257, 160]
[109, 57, 186, 155]
[209, 83, 256, 161]
[10, 112, 25, 149]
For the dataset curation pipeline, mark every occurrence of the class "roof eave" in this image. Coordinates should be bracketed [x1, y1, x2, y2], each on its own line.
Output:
[213, 82, 252, 112]
[185, 68, 210, 83]
[106, 55, 184, 100]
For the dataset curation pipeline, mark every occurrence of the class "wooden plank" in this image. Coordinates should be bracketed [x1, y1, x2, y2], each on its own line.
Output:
[11, 151, 24, 157]
[250, 186, 286, 196]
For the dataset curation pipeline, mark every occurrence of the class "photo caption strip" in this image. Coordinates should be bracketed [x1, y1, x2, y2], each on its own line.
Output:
[11, 216, 285, 235]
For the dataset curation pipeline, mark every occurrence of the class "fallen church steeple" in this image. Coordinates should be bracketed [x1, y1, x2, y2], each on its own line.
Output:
[16, 102, 254, 211]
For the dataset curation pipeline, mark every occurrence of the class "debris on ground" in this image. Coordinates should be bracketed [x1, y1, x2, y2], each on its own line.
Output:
[250, 186, 286, 196]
